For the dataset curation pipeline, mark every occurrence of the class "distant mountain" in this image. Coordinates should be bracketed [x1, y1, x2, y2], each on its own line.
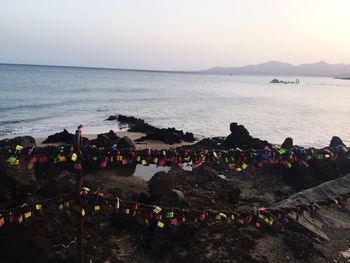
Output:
[199, 61, 350, 77]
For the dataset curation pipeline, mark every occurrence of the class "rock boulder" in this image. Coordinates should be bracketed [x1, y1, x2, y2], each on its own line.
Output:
[108, 114, 195, 145]
[42, 129, 89, 145]
[117, 136, 136, 149]
[220, 122, 269, 150]
[0, 161, 37, 208]
[90, 130, 119, 148]
[329, 136, 346, 149]
[281, 137, 293, 149]
[0, 136, 36, 149]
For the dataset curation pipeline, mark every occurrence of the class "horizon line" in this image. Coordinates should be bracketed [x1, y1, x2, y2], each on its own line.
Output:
[0, 62, 198, 74]
[1, 60, 349, 76]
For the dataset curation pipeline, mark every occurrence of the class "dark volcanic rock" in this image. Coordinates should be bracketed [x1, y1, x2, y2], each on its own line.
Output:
[38, 171, 75, 196]
[220, 122, 269, 150]
[283, 231, 317, 259]
[283, 221, 323, 259]
[0, 225, 47, 263]
[280, 157, 350, 191]
[148, 167, 240, 209]
[148, 171, 172, 200]
[0, 136, 36, 149]
[106, 115, 118, 121]
[183, 132, 195, 142]
[90, 130, 119, 148]
[116, 115, 154, 133]
[0, 162, 37, 208]
[110, 114, 195, 145]
[135, 128, 193, 145]
[329, 136, 346, 149]
[186, 137, 225, 151]
[143, 223, 198, 257]
[161, 189, 189, 207]
[281, 137, 293, 149]
[117, 136, 136, 149]
[42, 129, 74, 144]
[230, 122, 249, 135]
[43, 129, 89, 145]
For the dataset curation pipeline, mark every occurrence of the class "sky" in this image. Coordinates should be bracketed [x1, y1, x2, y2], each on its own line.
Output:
[1, 0, 350, 71]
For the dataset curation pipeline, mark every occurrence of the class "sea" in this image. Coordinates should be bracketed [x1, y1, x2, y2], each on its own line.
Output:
[1, 63, 350, 148]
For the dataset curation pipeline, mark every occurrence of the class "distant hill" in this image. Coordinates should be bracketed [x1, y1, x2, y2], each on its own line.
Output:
[199, 61, 350, 77]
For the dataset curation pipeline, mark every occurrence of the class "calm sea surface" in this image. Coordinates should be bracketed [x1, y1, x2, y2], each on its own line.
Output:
[1, 64, 350, 147]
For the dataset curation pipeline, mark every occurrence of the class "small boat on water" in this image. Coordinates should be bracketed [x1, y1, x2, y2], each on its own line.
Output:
[270, 78, 300, 84]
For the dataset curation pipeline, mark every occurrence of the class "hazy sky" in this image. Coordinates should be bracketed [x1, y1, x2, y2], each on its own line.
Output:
[1, 0, 350, 70]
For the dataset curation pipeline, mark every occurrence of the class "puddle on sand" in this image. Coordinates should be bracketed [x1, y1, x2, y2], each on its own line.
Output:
[110, 164, 169, 182]
[112, 163, 196, 182]
[133, 164, 170, 181]
[133, 162, 201, 181]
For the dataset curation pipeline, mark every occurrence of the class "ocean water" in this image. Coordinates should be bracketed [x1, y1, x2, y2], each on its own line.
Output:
[1, 63, 350, 148]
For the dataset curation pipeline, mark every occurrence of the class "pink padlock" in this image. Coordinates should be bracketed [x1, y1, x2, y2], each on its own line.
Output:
[9, 214, 14, 223]
[191, 164, 199, 170]
[170, 218, 178, 225]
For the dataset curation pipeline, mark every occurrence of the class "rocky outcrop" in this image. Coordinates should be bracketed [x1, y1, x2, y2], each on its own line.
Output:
[281, 137, 293, 149]
[220, 122, 269, 150]
[148, 171, 175, 200]
[161, 189, 189, 207]
[329, 136, 347, 149]
[0, 161, 37, 208]
[90, 130, 119, 148]
[38, 171, 75, 196]
[278, 154, 350, 191]
[135, 128, 194, 145]
[42, 129, 89, 145]
[42, 129, 74, 144]
[187, 137, 225, 150]
[283, 223, 322, 260]
[108, 115, 153, 133]
[0, 136, 36, 149]
[107, 114, 195, 145]
[106, 115, 118, 121]
[148, 167, 241, 209]
[117, 136, 136, 149]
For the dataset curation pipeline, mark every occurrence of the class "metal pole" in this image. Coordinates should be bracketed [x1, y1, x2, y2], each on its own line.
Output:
[74, 126, 84, 262]
[76, 168, 84, 263]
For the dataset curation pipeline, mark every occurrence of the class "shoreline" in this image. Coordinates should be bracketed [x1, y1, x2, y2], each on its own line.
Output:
[0, 123, 125, 141]
[1, 114, 349, 151]
[35, 131, 195, 150]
